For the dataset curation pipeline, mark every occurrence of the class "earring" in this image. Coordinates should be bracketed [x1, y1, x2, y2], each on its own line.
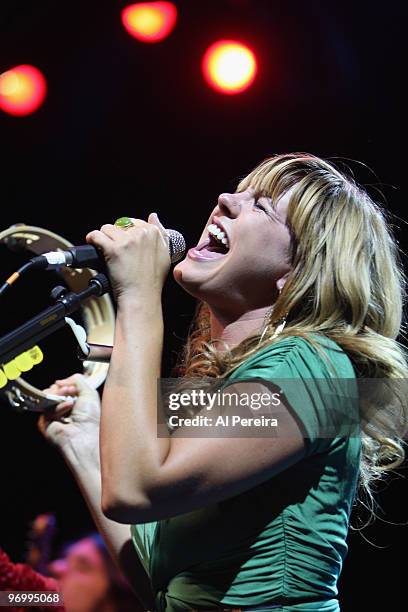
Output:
[270, 316, 287, 338]
[259, 287, 287, 344]
[272, 286, 287, 338]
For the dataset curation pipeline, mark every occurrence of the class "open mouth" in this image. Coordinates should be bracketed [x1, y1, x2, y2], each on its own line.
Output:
[196, 222, 230, 259]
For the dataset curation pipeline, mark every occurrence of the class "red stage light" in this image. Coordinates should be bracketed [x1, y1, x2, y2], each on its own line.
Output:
[0, 65, 47, 116]
[122, 2, 177, 43]
[202, 40, 257, 94]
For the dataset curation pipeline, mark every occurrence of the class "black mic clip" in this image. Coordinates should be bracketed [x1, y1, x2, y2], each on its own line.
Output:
[50, 274, 111, 363]
[0, 274, 111, 367]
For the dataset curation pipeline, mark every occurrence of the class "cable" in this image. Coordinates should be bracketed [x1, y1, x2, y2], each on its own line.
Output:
[0, 261, 36, 298]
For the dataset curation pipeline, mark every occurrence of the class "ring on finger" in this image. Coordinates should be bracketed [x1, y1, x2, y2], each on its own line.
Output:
[114, 217, 135, 230]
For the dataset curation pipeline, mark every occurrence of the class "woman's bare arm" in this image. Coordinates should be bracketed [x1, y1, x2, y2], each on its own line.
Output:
[99, 296, 306, 523]
[61, 442, 156, 611]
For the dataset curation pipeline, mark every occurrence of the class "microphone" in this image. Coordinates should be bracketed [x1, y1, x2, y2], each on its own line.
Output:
[29, 229, 186, 270]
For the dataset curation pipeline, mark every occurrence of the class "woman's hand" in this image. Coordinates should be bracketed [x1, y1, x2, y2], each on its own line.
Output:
[38, 374, 101, 457]
[85, 212, 170, 303]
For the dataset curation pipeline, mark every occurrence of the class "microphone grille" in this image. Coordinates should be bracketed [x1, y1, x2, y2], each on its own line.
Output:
[167, 229, 186, 263]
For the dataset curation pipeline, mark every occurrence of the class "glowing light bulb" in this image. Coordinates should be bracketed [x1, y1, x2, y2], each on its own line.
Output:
[202, 40, 258, 94]
[0, 64, 47, 116]
[122, 2, 177, 43]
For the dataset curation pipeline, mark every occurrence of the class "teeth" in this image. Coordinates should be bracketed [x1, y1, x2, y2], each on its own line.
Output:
[208, 223, 229, 248]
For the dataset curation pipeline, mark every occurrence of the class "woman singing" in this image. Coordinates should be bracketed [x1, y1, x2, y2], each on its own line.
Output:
[39, 153, 408, 611]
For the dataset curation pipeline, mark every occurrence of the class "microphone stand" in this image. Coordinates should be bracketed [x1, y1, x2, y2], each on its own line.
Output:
[0, 273, 110, 365]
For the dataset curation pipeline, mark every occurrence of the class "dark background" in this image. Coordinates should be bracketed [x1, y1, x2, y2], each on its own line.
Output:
[1, 0, 407, 609]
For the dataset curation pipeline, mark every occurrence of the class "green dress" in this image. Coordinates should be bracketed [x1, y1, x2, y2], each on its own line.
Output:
[131, 335, 361, 611]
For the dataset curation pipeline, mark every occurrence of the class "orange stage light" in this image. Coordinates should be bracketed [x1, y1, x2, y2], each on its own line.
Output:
[0, 65, 47, 116]
[122, 2, 177, 43]
[202, 40, 258, 94]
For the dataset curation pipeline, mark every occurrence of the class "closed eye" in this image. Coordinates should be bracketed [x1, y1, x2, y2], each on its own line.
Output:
[254, 197, 281, 222]
[254, 199, 273, 216]
[254, 200, 267, 212]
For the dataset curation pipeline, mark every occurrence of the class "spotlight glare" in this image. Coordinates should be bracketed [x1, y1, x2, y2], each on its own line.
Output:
[122, 2, 177, 43]
[0, 65, 47, 116]
[202, 40, 258, 94]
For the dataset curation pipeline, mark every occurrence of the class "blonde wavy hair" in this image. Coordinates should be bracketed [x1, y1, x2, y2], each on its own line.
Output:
[175, 153, 408, 520]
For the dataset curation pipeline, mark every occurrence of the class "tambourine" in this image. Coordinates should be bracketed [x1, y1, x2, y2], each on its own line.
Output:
[0, 223, 115, 412]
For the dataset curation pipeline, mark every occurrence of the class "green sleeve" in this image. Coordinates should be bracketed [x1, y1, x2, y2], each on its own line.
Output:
[130, 521, 158, 577]
[226, 335, 359, 455]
